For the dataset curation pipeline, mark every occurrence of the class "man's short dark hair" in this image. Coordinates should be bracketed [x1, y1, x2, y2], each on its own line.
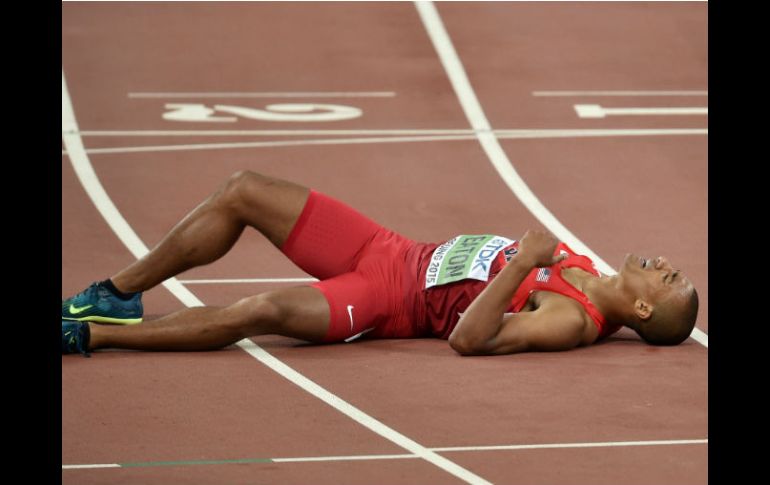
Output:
[637, 288, 699, 346]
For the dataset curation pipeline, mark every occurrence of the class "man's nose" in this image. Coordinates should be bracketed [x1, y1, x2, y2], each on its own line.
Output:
[655, 257, 671, 270]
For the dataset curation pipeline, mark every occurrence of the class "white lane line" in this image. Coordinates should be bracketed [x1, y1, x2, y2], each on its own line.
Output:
[273, 453, 417, 463]
[62, 72, 205, 307]
[65, 128, 706, 137]
[68, 129, 476, 136]
[415, 1, 708, 348]
[129, 92, 396, 98]
[62, 134, 477, 155]
[575, 104, 708, 118]
[63, 70, 491, 485]
[179, 278, 318, 284]
[60, 129, 707, 156]
[238, 340, 492, 485]
[496, 129, 707, 138]
[416, 0, 616, 273]
[534, 90, 708, 97]
[433, 439, 709, 452]
[62, 438, 707, 469]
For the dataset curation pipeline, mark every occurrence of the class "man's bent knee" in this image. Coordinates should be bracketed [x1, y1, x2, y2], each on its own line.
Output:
[227, 288, 330, 341]
[220, 170, 267, 209]
[216, 170, 310, 248]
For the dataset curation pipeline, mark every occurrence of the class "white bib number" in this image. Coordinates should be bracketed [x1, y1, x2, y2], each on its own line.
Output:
[425, 235, 515, 289]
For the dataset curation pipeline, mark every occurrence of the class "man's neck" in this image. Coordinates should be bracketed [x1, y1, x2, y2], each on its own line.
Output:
[569, 270, 630, 326]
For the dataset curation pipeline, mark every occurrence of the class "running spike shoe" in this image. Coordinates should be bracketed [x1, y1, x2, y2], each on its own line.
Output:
[62, 282, 143, 324]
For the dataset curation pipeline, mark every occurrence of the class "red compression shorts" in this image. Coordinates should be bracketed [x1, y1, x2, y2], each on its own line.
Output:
[280, 190, 429, 342]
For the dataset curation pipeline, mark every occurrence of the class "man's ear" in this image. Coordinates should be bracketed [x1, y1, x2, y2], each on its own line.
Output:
[634, 299, 653, 321]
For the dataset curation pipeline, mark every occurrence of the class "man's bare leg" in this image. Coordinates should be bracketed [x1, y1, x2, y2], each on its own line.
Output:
[87, 286, 330, 351]
[110, 171, 311, 293]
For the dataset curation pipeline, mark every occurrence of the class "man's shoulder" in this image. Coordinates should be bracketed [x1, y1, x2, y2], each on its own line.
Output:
[535, 292, 600, 344]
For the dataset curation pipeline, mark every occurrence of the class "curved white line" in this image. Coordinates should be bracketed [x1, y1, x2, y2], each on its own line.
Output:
[62, 70, 491, 485]
[414, 1, 707, 348]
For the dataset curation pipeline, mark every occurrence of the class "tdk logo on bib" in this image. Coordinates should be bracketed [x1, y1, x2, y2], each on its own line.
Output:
[425, 235, 515, 289]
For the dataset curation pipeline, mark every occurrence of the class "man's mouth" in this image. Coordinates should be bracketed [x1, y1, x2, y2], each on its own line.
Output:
[639, 256, 650, 269]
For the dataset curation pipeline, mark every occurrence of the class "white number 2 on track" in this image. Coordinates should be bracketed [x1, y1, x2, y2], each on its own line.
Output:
[162, 103, 363, 123]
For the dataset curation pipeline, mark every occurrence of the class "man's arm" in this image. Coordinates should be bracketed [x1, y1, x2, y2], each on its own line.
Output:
[448, 230, 583, 356]
[449, 302, 586, 355]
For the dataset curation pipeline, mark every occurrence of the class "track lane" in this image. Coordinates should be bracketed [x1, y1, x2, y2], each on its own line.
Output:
[63, 2, 708, 484]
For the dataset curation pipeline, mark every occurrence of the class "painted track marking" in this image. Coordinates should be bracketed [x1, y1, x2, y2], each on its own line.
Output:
[63, 438, 708, 469]
[575, 104, 708, 118]
[70, 128, 478, 136]
[63, 70, 492, 485]
[415, 0, 707, 348]
[129, 91, 396, 98]
[68, 128, 706, 137]
[61, 129, 707, 156]
[179, 277, 318, 284]
[533, 90, 708, 97]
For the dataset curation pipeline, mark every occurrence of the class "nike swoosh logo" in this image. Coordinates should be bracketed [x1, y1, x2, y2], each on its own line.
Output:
[347, 305, 355, 331]
[69, 304, 93, 314]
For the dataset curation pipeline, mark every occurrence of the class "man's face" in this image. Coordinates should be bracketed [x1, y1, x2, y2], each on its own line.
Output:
[618, 254, 694, 304]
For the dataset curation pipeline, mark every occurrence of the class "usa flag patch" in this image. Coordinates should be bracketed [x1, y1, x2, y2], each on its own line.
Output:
[535, 268, 551, 282]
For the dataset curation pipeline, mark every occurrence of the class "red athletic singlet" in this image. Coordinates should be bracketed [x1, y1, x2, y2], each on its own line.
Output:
[416, 239, 622, 341]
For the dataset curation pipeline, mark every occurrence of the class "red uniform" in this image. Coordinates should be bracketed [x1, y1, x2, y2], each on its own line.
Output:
[280, 190, 620, 343]
[417, 240, 621, 340]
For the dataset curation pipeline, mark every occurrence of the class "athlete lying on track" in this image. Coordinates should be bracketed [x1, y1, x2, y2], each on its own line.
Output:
[62, 171, 698, 357]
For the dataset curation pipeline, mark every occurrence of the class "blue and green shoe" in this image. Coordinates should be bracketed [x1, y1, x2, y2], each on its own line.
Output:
[62, 320, 91, 357]
[62, 282, 143, 324]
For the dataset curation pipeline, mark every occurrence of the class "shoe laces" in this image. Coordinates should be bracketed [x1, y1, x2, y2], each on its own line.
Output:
[72, 283, 100, 302]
